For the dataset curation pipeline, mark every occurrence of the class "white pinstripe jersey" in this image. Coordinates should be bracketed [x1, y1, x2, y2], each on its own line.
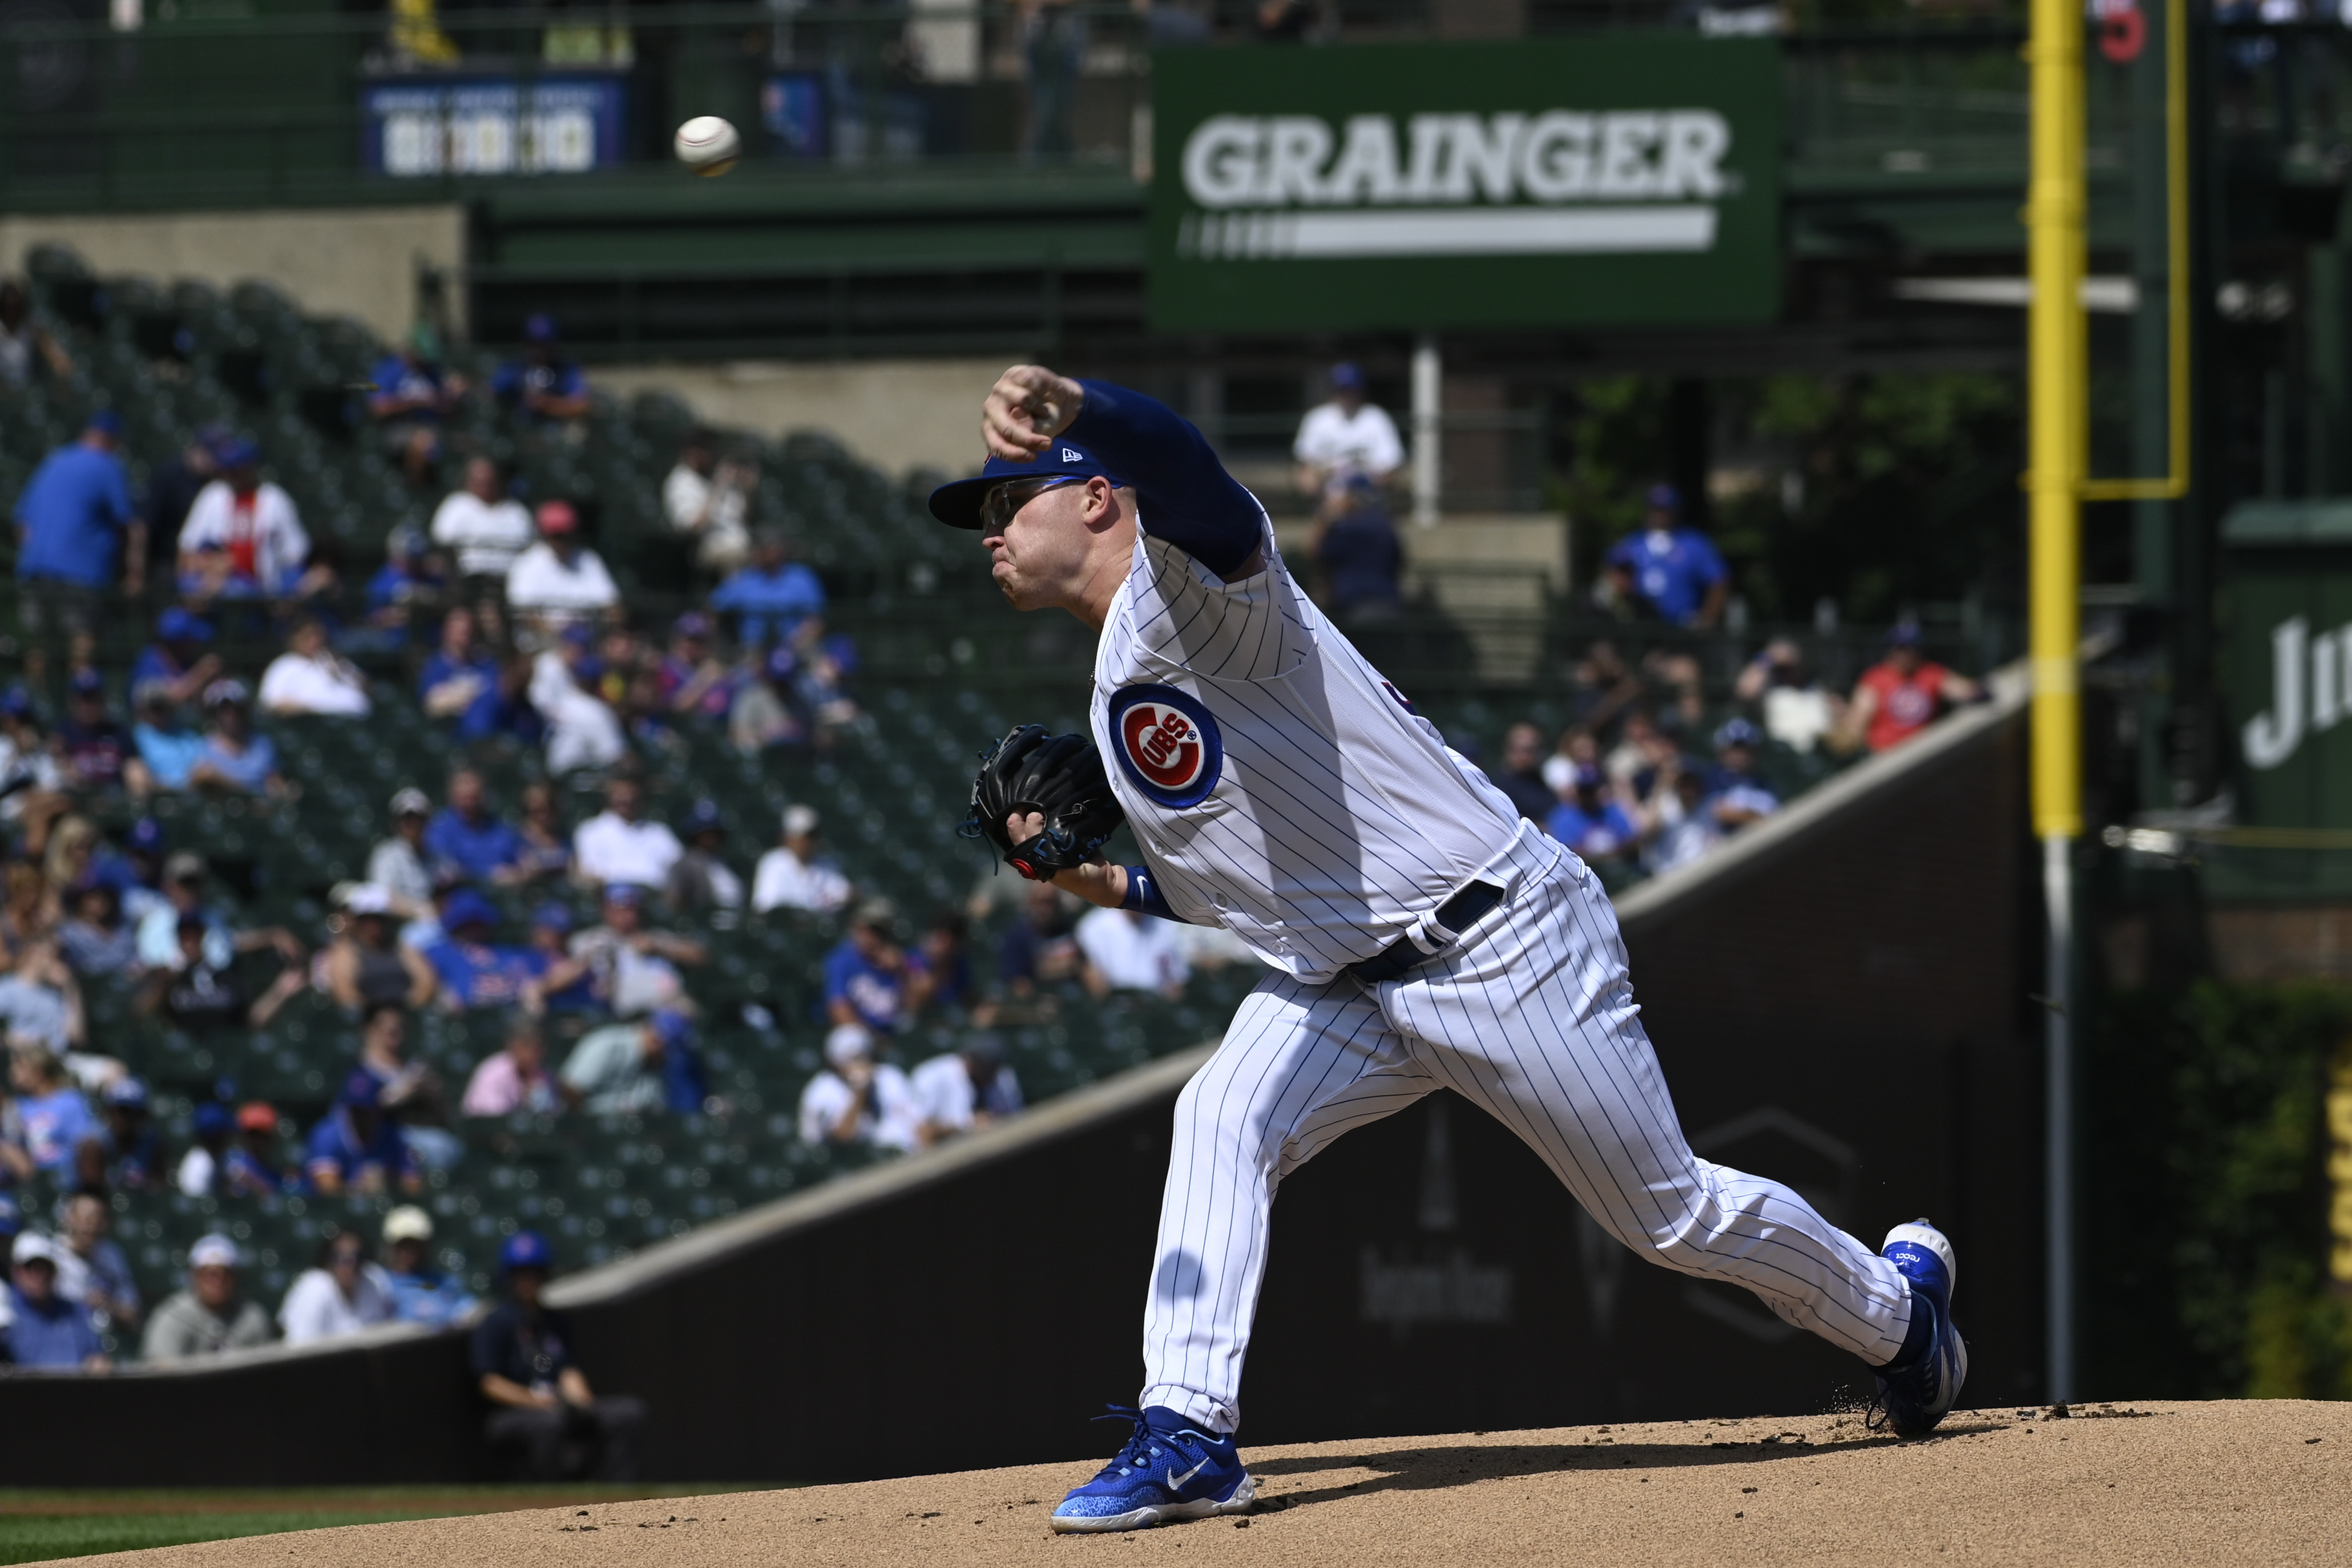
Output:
[1091, 506, 1522, 984]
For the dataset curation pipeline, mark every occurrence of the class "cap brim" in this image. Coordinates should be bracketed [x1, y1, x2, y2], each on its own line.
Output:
[926, 472, 1000, 530]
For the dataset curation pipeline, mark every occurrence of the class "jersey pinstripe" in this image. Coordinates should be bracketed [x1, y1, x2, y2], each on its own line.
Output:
[1091, 512, 1522, 984]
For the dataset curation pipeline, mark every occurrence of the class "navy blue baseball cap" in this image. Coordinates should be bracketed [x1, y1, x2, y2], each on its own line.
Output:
[1329, 361, 1366, 390]
[158, 607, 213, 643]
[1645, 483, 1681, 515]
[1887, 622, 1923, 648]
[681, 798, 725, 836]
[926, 437, 1127, 530]
[1713, 717, 1761, 750]
[128, 818, 165, 853]
[87, 409, 123, 437]
[442, 889, 498, 933]
[500, 1230, 554, 1272]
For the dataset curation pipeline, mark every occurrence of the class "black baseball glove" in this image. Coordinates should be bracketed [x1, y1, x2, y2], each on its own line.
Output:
[960, 724, 1127, 881]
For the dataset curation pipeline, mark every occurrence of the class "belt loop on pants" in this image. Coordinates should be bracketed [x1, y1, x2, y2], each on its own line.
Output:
[1346, 878, 1504, 987]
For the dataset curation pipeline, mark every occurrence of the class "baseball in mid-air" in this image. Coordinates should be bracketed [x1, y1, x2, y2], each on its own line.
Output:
[673, 116, 741, 177]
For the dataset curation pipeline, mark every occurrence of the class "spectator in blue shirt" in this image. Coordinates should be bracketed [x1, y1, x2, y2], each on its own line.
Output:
[490, 314, 591, 426]
[353, 526, 450, 653]
[426, 770, 525, 884]
[1600, 484, 1729, 629]
[824, 898, 930, 1035]
[7, 1046, 106, 1186]
[304, 1072, 422, 1197]
[367, 324, 467, 487]
[381, 1205, 478, 1329]
[130, 682, 208, 795]
[6, 1234, 108, 1371]
[709, 528, 826, 649]
[190, 680, 285, 798]
[1545, 764, 1641, 866]
[419, 606, 522, 742]
[131, 607, 223, 708]
[13, 411, 142, 653]
[427, 891, 545, 1012]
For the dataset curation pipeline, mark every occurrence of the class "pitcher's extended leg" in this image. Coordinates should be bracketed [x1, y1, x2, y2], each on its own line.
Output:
[1384, 833, 1917, 1363]
[1139, 969, 1434, 1433]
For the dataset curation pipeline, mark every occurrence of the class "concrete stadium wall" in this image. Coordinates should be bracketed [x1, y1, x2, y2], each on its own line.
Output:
[0, 682, 2036, 1485]
[2, 207, 465, 343]
[590, 359, 1010, 482]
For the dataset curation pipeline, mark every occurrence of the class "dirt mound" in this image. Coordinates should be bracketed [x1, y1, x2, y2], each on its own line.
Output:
[39, 1400, 2352, 1567]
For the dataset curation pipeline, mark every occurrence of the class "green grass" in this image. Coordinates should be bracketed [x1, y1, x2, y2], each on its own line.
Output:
[0, 1485, 782, 1565]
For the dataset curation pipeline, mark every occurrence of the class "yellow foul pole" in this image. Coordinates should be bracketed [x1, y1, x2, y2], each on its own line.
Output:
[2026, 0, 2085, 1404]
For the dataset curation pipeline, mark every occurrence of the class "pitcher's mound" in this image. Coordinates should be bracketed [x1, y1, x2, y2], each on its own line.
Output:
[37, 1400, 2352, 1567]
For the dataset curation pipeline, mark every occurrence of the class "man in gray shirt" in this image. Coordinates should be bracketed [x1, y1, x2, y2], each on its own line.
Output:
[559, 1009, 696, 1116]
[142, 1234, 273, 1361]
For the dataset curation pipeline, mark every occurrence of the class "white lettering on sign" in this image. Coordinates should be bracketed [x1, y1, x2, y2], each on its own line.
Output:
[1180, 109, 1733, 211]
[2242, 614, 2352, 770]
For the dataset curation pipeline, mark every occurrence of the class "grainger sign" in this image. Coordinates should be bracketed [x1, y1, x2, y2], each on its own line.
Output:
[1148, 38, 1782, 332]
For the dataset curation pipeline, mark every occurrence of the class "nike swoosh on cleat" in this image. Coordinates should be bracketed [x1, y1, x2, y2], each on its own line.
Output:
[1166, 1458, 1208, 1490]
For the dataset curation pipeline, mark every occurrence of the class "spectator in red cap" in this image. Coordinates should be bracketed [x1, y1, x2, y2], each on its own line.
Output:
[505, 499, 618, 637]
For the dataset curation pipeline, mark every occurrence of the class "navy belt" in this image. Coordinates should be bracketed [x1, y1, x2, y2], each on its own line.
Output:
[1347, 879, 1504, 985]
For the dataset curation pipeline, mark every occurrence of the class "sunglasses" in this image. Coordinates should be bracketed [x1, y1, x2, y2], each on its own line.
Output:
[979, 474, 1082, 533]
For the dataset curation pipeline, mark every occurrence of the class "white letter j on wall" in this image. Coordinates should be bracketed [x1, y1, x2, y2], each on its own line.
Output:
[2244, 615, 2308, 770]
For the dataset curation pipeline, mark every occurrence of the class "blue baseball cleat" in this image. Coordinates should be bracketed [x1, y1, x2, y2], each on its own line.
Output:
[1050, 1405, 1257, 1533]
[1870, 1218, 1968, 1438]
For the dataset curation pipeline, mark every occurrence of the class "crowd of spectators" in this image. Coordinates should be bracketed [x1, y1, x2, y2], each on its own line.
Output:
[1480, 621, 1982, 880]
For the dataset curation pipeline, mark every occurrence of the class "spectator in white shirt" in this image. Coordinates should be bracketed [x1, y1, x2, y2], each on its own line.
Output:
[176, 439, 324, 607]
[431, 458, 535, 589]
[527, 624, 627, 777]
[1292, 362, 1405, 503]
[504, 499, 618, 635]
[796, 1023, 919, 1152]
[257, 619, 372, 717]
[278, 1230, 396, 1345]
[572, 776, 681, 891]
[1075, 906, 1190, 1000]
[661, 431, 754, 575]
[751, 805, 852, 915]
[910, 1034, 1022, 1147]
[366, 789, 437, 916]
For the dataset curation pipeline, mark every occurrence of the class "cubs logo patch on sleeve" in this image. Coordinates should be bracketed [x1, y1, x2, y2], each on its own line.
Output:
[1107, 684, 1224, 808]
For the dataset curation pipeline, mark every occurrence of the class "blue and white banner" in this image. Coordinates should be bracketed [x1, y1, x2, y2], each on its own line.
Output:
[362, 76, 627, 177]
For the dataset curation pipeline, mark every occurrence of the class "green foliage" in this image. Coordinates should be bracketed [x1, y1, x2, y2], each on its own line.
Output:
[1547, 372, 2023, 627]
[2084, 981, 2352, 1400]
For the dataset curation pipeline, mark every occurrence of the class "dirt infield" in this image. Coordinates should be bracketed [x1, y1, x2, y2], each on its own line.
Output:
[35, 1400, 2352, 1568]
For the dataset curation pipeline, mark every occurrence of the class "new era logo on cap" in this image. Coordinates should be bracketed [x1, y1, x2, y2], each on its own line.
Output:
[1061, 447, 1083, 462]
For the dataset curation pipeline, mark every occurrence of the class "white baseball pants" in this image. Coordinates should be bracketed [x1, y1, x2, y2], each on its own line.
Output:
[1138, 822, 1915, 1433]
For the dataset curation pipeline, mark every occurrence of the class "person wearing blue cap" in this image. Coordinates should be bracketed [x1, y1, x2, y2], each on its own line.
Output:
[1292, 362, 1404, 507]
[1600, 482, 1730, 629]
[368, 322, 468, 487]
[424, 890, 542, 1013]
[12, 408, 140, 659]
[177, 436, 333, 609]
[1843, 623, 1982, 753]
[131, 606, 223, 709]
[473, 1230, 646, 1480]
[302, 1069, 422, 1197]
[490, 314, 591, 426]
[664, 798, 742, 917]
[1703, 717, 1780, 832]
[174, 1101, 236, 1198]
[1603, 483, 1729, 626]
[58, 667, 152, 799]
[100, 1075, 167, 1190]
